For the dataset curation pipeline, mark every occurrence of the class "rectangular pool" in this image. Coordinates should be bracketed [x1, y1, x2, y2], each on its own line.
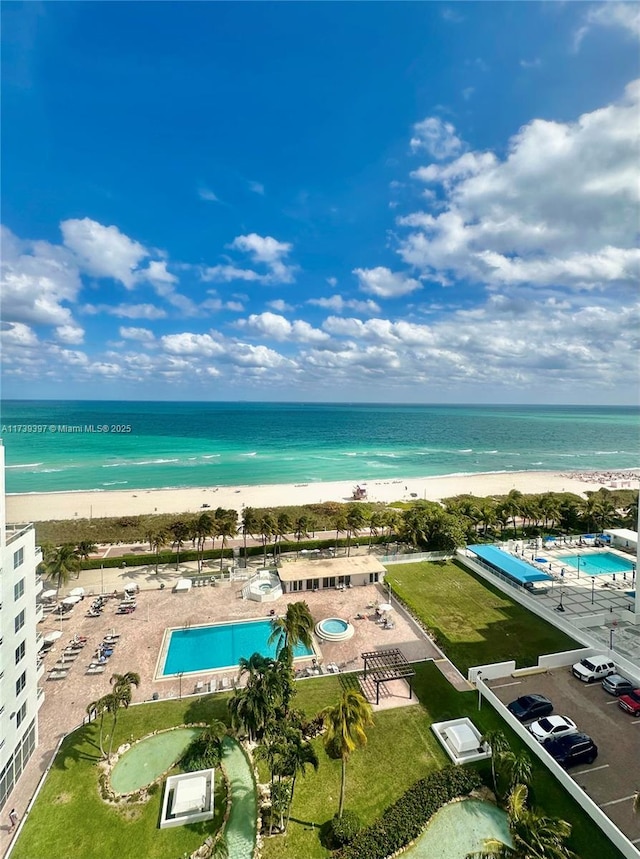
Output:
[561, 552, 635, 577]
[160, 618, 314, 677]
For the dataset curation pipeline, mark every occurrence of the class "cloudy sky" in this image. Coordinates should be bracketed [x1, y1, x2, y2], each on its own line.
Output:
[1, 2, 638, 404]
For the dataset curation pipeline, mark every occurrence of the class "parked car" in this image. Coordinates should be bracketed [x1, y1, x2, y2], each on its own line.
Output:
[529, 715, 578, 744]
[506, 694, 553, 722]
[602, 674, 635, 696]
[618, 689, 640, 716]
[545, 733, 598, 768]
[571, 655, 615, 683]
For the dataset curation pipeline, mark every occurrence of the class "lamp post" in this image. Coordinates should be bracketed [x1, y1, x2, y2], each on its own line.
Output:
[178, 672, 184, 700]
[591, 576, 595, 606]
[576, 555, 580, 579]
[557, 589, 565, 613]
[609, 627, 615, 652]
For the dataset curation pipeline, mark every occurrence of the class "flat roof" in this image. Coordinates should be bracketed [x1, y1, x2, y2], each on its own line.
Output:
[276, 554, 386, 583]
[603, 529, 637, 541]
[468, 545, 553, 584]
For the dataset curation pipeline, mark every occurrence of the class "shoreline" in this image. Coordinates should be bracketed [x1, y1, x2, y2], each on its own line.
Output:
[6, 469, 638, 523]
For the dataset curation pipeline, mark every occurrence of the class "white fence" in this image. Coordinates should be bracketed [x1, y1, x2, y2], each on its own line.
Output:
[476, 676, 640, 859]
[381, 550, 453, 565]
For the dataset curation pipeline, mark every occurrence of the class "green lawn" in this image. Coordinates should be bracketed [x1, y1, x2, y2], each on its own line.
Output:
[386, 559, 579, 673]
[13, 696, 231, 859]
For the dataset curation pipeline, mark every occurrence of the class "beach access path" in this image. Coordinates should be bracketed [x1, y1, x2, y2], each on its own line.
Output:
[7, 469, 630, 523]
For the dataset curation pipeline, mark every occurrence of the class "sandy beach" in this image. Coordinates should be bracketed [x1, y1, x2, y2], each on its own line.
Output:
[7, 470, 637, 523]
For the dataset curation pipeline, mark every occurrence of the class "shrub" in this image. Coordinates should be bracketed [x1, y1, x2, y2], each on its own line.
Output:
[331, 811, 362, 847]
[335, 766, 481, 859]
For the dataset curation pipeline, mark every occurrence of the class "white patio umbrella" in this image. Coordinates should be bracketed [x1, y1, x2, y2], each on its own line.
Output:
[378, 603, 393, 612]
[62, 595, 82, 606]
[69, 587, 85, 598]
[43, 630, 63, 644]
[41, 589, 57, 601]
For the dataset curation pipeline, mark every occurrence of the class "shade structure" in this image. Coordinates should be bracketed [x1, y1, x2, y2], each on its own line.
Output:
[62, 595, 82, 606]
[43, 630, 63, 644]
[378, 603, 393, 612]
[41, 589, 57, 601]
[69, 587, 85, 597]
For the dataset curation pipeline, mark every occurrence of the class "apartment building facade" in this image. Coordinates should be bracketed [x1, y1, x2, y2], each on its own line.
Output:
[0, 442, 43, 810]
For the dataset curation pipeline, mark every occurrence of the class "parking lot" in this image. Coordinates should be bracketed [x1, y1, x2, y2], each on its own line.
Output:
[488, 668, 640, 846]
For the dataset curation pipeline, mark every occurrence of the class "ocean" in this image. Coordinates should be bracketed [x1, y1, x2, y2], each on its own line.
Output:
[1, 401, 638, 495]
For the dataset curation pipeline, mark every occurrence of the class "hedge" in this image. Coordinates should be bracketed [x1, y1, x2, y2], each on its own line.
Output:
[335, 766, 482, 859]
[75, 548, 233, 571]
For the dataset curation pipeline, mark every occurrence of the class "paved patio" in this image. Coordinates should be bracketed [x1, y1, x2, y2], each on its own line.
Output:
[2, 566, 439, 855]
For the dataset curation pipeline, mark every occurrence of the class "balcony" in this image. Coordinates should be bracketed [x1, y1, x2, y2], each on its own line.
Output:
[37, 660, 45, 681]
[6, 523, 35, 546]
[37, 686, 45, 709]
[35, 574, 44, 596]
[35, 546, 43, 565]
[35, 604, 44, 624]
[36, 633, 45, 651]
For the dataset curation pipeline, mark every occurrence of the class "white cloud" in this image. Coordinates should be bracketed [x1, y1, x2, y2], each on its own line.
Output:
[201, 296, 245, 313]
[203, 233, 297, 285]
[238, 312, 329, 343]
[56, 324, 85, 344]
[399, 80, 640, 291]
[199, 188, 220, 202]
[83, 303, 168, 320]
[575, 3, 640, 50]
[461, 87, 475, 101]
[410, 117, 462, 159]
[248, 181, 265, 195]
[119, 326, 155, 342]
[143, 260, 178, 286]
[1, 225, 82, 328]
[520, 58, 541, 69]
[1, 321, 39, 348]
[267, 299, 294, 312]
[326, 276, 338, 288]
[353, 267, 422, 298]
[161, 332, 225, 357]
[307, 294, 381, 315]
[61, 218, 148, 288]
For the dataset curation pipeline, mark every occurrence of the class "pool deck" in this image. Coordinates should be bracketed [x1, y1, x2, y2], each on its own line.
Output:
[2, 567, 439, 855]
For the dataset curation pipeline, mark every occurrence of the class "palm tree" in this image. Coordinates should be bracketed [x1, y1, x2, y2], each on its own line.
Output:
[192, 511, 214, 572]
[257, 512, 277, 566]
[107, 671, 140, 758]
[86, 695, 113, 759]
[345, 506, 365, 557]
[216, 510, 238, 573]
[333, 510, 347, 555]
[150, 529, 168, 574]
[498, 749, 532, 798]
[268, 601, 314, 664]
[76, 540, 97, 561]
[368, 510, 384, 551]
[168, 520, 190, 569]
[503, 489, 523, 537]
[467, 783, 577, 859]
[293, 515, 310, 558]
[241, 506, 260, 566]
[280, 728, 319, 830]
[43, 544, 81, 595]
[481, 730, 510, 794]
[322, 690, 374, 818]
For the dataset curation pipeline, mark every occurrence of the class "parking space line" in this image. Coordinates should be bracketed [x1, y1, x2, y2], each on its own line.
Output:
[573, 764, 610, 776]
[605, 699, 620, 705]
[631, 719, 640, 725]
[631, 837, 640, 845]
[600, 794, 636, 807]
[492, 681, 521, 689]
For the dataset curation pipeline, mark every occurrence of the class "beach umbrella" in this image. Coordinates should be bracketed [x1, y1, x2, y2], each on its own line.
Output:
[41, 589, 57, 601]
[378, 603, 393, 612]
[62, 595, 82, 606]
[69, 587, 85, 598]
[43, 630, 63, 644]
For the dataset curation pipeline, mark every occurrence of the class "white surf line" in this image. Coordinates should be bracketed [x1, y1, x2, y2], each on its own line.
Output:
[491, 681, 521, 689]
[600, 794, 636, 807]
[573, 764, 610, 776]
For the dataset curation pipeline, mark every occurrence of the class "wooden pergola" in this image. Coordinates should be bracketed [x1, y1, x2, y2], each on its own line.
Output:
[361, 648, 416, 705]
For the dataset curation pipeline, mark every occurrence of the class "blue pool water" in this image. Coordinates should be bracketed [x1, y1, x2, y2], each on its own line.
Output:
[162, 619, 313, 676]
[561, 552, 634, 576]
[320, 619, 349, 634]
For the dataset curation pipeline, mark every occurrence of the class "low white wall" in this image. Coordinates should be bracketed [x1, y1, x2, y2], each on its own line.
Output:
[572, 613, 606, 628]
[477, 677, 640, 859]
[538, 648, 593, 669]
[468, 662, 515, 683]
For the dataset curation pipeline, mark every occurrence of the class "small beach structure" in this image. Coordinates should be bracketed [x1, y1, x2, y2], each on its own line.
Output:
[160, 769, 215, 828]
[276, 555, 385, 594]
[352, 484, 367, 500]
[361, 648, 415, 705]
[173, 578, 192, 594]
[431, 718, 492, 765]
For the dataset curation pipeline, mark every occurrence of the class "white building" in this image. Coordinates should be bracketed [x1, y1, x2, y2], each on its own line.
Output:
[0, 441, 44, 810]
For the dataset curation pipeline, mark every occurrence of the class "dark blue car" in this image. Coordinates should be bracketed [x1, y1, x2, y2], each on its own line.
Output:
[507, 694, 553, 722]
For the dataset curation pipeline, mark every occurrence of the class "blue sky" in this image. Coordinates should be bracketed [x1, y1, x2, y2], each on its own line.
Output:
[1, 1, 638, 404]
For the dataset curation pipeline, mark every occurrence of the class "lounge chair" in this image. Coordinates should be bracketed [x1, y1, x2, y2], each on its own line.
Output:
[220, 676, 230, 690]
[48, 669, 68, 680]
[194, 680, 204, 693]
[86, 666, 106, 675]
[208, 678, 218, 692]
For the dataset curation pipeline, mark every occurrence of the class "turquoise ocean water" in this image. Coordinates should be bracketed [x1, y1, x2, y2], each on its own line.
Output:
[1, 401, 638, 495]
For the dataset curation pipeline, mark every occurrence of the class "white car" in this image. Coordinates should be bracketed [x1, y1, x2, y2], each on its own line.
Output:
[529, 715, 578, 744]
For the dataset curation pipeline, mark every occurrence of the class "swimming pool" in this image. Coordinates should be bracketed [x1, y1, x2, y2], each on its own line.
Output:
[561, 552, 634, 576]
[401, 798, 510, 858]
[160, 619, 314, 676]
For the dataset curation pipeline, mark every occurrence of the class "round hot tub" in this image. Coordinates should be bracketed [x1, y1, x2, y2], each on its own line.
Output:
[315, 617, 354, 642]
